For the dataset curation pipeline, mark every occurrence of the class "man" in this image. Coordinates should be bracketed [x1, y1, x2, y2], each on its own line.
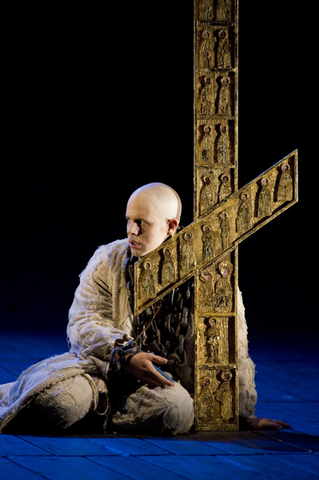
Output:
[0, 183, 290, 433]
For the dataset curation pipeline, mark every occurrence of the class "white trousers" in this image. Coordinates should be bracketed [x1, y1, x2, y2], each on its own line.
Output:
[34, 374, 194, 435]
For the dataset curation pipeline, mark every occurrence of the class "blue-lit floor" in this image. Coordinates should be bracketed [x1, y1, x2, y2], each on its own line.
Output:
[0, 329, 318, 480]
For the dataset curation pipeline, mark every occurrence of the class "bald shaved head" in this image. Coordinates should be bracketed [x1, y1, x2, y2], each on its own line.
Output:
[126, 183, 182, 257]
[128, 183, 182, 222]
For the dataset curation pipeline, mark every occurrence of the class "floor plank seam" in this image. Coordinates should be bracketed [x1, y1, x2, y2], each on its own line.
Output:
[86, 455, 190, 480]
[5, 456, 50, 480]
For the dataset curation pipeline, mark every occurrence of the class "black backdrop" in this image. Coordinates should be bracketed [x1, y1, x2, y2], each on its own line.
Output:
[0, 1, 316, 335]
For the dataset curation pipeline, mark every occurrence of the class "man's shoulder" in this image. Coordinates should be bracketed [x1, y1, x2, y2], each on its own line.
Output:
[93, 239, 128, 266]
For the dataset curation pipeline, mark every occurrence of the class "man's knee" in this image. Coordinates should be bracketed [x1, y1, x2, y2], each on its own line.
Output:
[162, 382, 194, 435]
[112, 381, 194, 435]
[34, 374, 97, 429]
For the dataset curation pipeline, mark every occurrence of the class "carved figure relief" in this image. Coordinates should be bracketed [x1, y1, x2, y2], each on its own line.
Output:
[236, 192, 252, 235]
[218, 173, 232, 201]
[198, 377, 216, 421]
[199, 271, 214, 309]
[180, 231, 195, 273]
[198, 370, 233, 424]
[141, 261, 156, 299]
[200, 30, 213, 69]
[161, 248, 175, 285]
[199, 175, 214, 215]
[201, 125, 214, 164]
[215, 0, 232, 23]
[216, 30, 232, 70]
[214, 260, 233, 312]
[277, 163, 293, 202]
[205, 317, 220, 362]
[257, 177, 272, 218]
[199, 0, 213, 21]
[216, 123, 230, 164]
[217, 77, 231, 115]
[218, 211, 229, 249]
[200, 76, 214, 115]
[202, 224, 214, 263]
[215, 370, 233, 421]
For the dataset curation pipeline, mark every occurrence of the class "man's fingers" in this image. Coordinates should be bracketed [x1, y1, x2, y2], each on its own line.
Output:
[149, 354, 167, 364]
[261, 419, 292, 430]
[243, 417, 292, 431]
[273, 420, 292, 429]
[148, 364, 174, 387]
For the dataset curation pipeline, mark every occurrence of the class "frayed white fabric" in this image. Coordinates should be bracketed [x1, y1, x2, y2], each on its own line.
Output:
[237, 288, 257, 418]
[112, 382, 194, 435]
[0, 239, 257, 432]
[67, 240, 134, 361]
[0, 353, 95, 431]
[34, 374, 96, 429]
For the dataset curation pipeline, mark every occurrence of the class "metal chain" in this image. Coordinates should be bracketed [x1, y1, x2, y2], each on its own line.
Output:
[123, 247, 194, 371]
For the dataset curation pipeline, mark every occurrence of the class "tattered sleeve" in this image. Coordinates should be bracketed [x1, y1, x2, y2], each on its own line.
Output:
[67, 243, 133, 365]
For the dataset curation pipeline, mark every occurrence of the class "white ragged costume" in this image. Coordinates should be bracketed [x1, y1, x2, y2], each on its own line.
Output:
[0, 239, 257, 433]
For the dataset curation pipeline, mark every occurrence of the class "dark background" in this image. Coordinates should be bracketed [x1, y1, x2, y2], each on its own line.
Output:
[0, 1, 315, 337]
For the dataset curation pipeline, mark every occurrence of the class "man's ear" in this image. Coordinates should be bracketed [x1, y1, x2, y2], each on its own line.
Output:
[167, 219, 179, 236]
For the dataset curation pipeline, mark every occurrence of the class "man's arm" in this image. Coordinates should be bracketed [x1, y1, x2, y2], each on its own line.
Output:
[67, 243, 133, 363]
[68, 242, 175, 388]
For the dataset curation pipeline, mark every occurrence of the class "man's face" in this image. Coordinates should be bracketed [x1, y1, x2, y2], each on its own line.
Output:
[125, 194, 169, 257]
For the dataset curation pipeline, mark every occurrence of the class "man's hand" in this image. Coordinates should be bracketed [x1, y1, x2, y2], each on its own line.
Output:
[243, 417, 292, 430]
[122, 352, 175, 387]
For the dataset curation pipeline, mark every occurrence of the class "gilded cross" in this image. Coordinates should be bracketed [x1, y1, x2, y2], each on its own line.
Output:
[134, 0, 298, 431]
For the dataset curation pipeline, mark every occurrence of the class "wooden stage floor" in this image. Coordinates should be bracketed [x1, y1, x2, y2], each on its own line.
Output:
[0, 329, 318, 479]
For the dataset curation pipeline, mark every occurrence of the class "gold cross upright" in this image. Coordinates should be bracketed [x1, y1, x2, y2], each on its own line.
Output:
[134, 0, 298, 431]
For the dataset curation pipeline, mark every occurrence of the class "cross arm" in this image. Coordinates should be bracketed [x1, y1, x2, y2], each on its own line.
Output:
[134, 150, 298, 316]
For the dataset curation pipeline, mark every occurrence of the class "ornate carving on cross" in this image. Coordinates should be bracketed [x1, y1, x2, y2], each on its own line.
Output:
[134, 0, 298, 431]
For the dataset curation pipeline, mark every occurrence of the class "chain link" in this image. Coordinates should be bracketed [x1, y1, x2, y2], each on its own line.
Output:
[124, 246, 194, 372]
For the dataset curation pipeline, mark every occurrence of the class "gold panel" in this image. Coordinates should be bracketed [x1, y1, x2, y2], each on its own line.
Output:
[196, 366, 238, 430]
